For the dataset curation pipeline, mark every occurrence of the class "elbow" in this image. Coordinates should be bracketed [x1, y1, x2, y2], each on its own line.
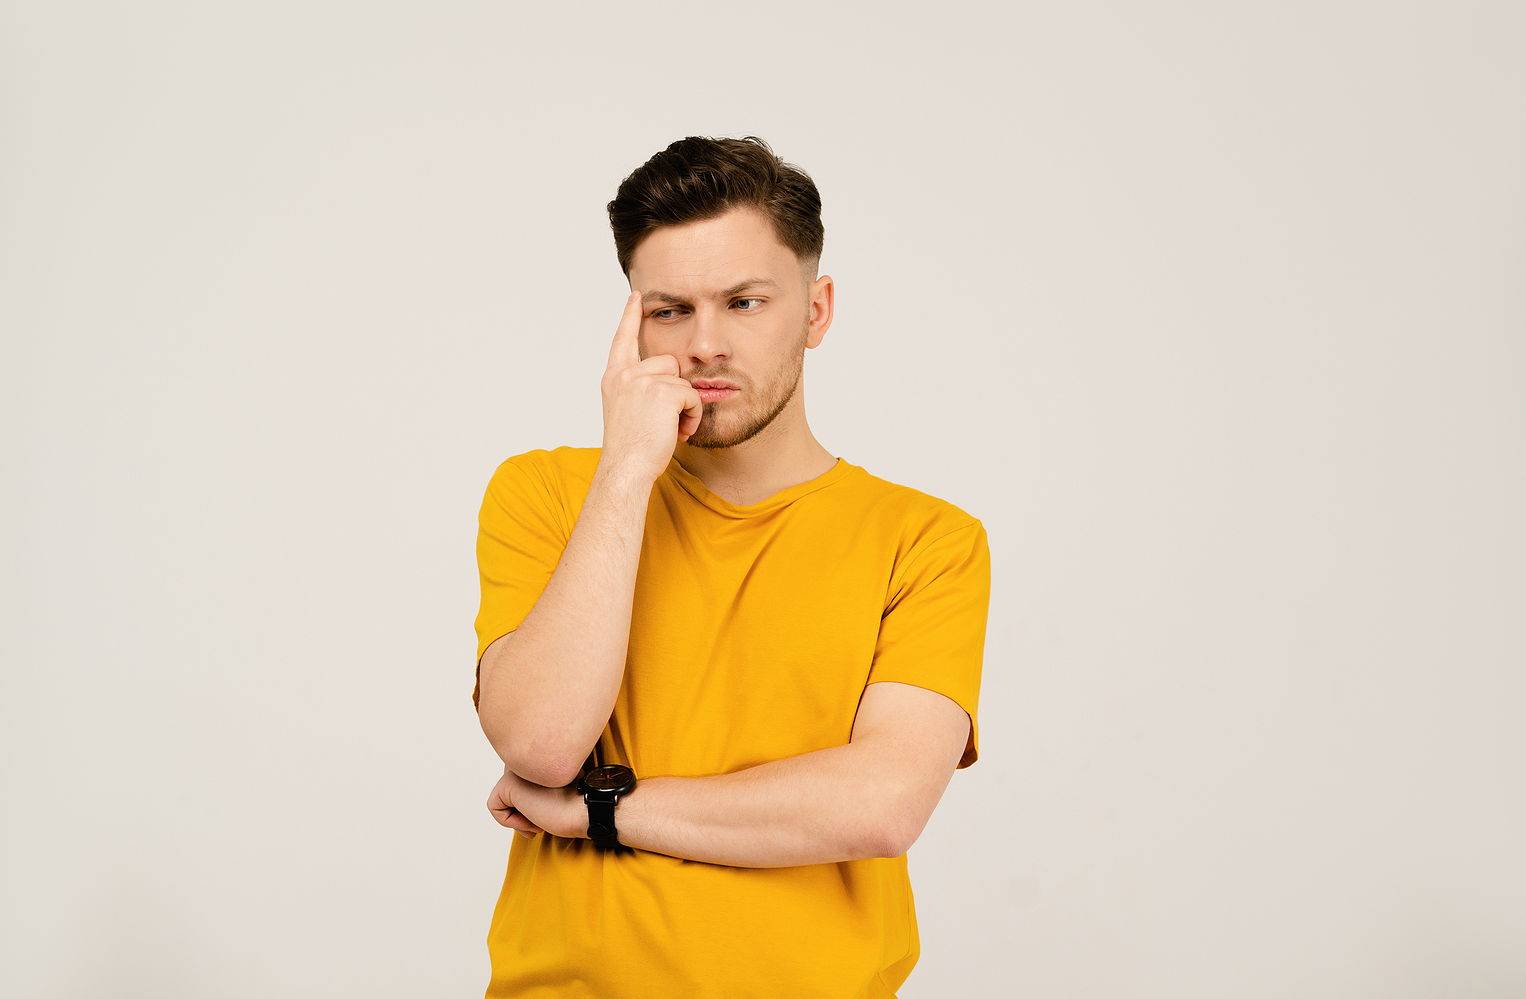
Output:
[874, 795, 935, 859]
[480, 712, 586, 788]
[875, 825, 910, 860]
[478, 704, 586, 792]
[504, 733, 588, 790]
[477, 640, 590, 789]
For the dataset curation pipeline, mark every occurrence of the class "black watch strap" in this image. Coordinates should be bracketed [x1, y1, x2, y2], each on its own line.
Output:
[586, 796, 621, 849]
[578, 763, 636, 853]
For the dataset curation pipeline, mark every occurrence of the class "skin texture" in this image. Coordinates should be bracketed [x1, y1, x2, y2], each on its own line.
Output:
[630, 204, 840, 505]
[488, 679, 973, 866]
[482, 204, 974, 865]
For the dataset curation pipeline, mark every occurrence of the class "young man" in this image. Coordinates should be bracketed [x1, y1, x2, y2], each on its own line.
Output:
[472, 135, 991, 998]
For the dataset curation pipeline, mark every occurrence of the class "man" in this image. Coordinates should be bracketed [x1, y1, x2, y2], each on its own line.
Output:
[471, 135, 991, 998]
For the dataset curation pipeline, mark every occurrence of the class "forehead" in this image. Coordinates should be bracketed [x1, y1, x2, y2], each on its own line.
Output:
[629, 206, 797, 298]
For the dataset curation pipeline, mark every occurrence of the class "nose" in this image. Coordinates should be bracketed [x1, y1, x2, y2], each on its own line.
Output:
[682, 307, 731, 368]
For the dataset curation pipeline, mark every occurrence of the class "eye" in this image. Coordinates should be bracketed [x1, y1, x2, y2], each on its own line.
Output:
[650, 299, 765, 321]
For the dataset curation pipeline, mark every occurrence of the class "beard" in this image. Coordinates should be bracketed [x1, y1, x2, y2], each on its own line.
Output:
[685, 327, 808, 450]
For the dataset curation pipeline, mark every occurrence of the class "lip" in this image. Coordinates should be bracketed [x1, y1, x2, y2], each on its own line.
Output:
[695, 386, 738, 402]
[690, 379, 739, 390]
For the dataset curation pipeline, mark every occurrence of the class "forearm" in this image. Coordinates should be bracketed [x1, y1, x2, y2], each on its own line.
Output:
[567, 742, 900, 868]
[478, 463, 652, 786]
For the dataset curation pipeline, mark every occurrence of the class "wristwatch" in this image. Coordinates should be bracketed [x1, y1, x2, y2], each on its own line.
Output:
[575, 763, 637, 851]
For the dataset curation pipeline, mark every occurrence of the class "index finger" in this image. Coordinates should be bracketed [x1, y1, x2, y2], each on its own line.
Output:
[604, 289, 645, 373]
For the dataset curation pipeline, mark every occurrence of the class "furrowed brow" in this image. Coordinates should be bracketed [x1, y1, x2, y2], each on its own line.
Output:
[644, 278, 778, 305]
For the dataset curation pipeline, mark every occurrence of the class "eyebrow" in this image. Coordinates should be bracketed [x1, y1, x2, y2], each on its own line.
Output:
[642, 278, 779, 305]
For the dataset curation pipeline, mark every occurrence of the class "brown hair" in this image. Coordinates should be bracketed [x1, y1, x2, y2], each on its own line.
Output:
[607, 135, 824, 279]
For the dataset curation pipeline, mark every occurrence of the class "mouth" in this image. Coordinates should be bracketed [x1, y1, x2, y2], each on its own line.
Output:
[691, 378, 740, 403]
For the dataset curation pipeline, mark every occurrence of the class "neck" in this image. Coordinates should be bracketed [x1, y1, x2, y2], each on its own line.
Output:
[672, 424, 837, 507]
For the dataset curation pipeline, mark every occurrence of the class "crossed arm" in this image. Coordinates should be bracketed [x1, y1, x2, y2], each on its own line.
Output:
[490, 680, 973, 868]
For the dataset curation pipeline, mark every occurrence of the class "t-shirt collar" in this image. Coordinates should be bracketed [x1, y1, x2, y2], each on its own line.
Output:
[662, 455, 855, 519]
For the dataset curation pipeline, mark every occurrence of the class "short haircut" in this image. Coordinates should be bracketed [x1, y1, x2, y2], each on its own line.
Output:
[607, 135, 824, 280]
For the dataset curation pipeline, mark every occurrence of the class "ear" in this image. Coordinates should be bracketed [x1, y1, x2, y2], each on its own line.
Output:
[806, 273, 834, 348]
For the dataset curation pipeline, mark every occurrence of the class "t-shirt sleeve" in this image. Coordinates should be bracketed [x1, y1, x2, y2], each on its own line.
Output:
[865, 518, 991, 769]
[472, 452, 569, 709]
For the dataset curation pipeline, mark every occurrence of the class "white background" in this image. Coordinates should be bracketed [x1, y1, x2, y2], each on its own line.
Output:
[4, 2, 1523, 996]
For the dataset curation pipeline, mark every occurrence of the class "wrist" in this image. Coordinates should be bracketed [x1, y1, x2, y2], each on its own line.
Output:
[559, 787, 590, 840]
[591, 461, 656, 500]
[566, 764, 643, 848]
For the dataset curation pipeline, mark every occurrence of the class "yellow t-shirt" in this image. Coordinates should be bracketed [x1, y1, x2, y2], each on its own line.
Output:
[472, 446, 990, 999]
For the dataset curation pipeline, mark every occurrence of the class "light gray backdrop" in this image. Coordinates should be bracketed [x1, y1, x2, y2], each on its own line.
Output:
[4, 2, 1523, 997]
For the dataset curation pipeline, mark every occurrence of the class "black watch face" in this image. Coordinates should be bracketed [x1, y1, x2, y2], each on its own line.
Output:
[584, 764, 635, 792]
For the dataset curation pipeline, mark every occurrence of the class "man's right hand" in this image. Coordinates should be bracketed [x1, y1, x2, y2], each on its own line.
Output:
[598, 290, 703, 486]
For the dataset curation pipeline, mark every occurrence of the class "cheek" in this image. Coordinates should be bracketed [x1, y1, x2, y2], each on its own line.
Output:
[639, 328, 681, 355]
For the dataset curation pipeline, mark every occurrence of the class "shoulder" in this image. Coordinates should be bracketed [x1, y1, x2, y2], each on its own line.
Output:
[842, 462, 986, 563]
[487, 445, 602, 491]
[478, 446, 601, 534]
